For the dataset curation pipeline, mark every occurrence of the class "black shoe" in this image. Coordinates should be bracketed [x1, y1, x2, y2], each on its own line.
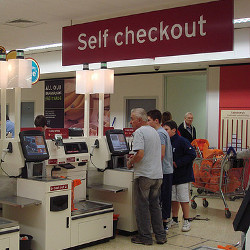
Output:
[131, 236, 153, 245]
[156, 238, 167, 244]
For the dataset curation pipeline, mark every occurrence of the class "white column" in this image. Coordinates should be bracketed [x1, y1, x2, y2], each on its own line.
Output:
[1, 88, 6, 139]
[84, 94, 90, 137]
[206, 67, 220, 148]
[14, 87, 21, 139]
[98, 93, 104, 138]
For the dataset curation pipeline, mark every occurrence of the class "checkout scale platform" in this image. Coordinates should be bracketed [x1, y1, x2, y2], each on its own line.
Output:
[0, 217, 20, 250]
[1, 176, 114, 250]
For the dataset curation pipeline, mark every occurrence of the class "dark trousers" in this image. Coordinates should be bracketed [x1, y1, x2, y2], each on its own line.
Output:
[161, 173, 173, 220]
[134, 176, 166, 243]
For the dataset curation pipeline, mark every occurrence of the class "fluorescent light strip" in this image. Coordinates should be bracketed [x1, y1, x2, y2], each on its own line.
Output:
[23, 43, 62, 52]
[234, 18, 250, 24]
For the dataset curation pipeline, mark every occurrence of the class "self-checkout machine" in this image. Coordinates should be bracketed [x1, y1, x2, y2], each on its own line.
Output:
[87, 128, 137, 233]
[0, 157, 19, 250]
[43, 126, 114, 248]
[1, 128, 74, 250]
[44, 127, 89, 201]
[79, 64, 137, 233]
[2, 127, 114, 250]
[61, 67, 115, 247]
[0, 61, 114, 249]
[0, 174, 19, 250]
[80, 64, 137, 232]
[0, 51, 32, 250]
[0, 52, 73, 249]
[0, 217, 19, 250]
[104, 128, 137, 233]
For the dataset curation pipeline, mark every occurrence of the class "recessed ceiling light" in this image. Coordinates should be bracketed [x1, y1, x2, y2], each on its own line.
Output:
[4, 19, 44, 28]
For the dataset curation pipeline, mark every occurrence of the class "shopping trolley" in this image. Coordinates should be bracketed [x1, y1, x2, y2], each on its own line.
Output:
[190, 143, 249, 219]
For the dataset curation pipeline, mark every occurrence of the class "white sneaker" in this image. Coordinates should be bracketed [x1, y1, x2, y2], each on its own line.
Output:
[167, 219, 179, 228]
[182, 220, 191, 232]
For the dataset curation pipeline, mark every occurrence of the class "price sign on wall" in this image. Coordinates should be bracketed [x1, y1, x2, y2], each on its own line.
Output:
[220, 110, 250, 152]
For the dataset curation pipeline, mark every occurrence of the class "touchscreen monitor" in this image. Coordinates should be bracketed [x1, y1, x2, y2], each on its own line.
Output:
[19, 130, 49, 162]
[105, 129, 129, 155]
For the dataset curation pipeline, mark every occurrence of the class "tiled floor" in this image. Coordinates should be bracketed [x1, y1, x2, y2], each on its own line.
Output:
[84, 195, 243, 249]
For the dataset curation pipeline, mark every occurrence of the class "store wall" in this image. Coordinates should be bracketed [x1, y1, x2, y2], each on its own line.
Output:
[1, 82, 44, 126]
[4, 66, 249, 151]
[110, 73, 165, 128]
[3, 72, 211, 141]
[22, 82, 45, 118]
[165, 73, 207, 139]
[2, 74, 165, 130]
[220, 64, 250, 109]
[219, 64, 250, 150]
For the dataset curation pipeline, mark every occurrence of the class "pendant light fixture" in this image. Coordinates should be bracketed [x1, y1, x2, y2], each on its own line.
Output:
[7, 50, 32, 88]
[92, 62, 114, 94]
[0, 52, 8, 88]
[75, 63, 93, 94]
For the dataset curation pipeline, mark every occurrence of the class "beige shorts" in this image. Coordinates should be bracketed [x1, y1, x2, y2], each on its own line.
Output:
[172, 183, 190, 202]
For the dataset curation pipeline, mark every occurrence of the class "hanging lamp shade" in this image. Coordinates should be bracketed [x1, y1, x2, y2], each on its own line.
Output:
[76, 63, 93, 94]
[0, 53, 8, 89]
[92, 62, 114, 94]
[7, 50, 32, 88]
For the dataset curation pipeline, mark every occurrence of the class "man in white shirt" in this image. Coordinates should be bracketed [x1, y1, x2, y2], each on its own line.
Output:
[127, 108, 166, 245]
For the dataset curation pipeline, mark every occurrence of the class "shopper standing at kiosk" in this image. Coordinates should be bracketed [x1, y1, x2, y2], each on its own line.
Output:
[127, 108, 166, 245]
[34, 115, 48, 132]
[147, 109, 173, 232]
[163, 120, 196, 232]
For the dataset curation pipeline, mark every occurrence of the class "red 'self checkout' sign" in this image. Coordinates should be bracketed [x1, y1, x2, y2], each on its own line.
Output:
[62, 0, 233, 66]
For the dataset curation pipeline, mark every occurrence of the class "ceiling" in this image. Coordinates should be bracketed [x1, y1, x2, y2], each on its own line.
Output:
[1, 0, 250, 74]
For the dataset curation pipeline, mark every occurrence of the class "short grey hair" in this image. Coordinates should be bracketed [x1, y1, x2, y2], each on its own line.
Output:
[184, 112, 193, 118]
[131, 108, 148, 122]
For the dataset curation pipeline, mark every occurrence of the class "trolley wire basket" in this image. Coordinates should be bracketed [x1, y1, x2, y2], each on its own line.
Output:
[190, 143, 249, 219]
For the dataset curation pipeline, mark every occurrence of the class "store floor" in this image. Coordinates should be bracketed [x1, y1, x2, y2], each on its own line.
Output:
[84, 196, 243, 250]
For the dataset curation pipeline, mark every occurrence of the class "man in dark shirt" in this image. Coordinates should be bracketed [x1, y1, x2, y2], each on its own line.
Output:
[163, 120, 196, 232]
[178, 112, 196, 143]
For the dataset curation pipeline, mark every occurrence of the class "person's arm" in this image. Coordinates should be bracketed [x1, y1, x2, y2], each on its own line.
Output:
[177, 123, 184, 136]
[193, 126, 196, 140]
[158, 131, 166, 161]
[127, 149, 144, 169]
[161, 145, 166, 161]
[174, 140, 196, 168]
